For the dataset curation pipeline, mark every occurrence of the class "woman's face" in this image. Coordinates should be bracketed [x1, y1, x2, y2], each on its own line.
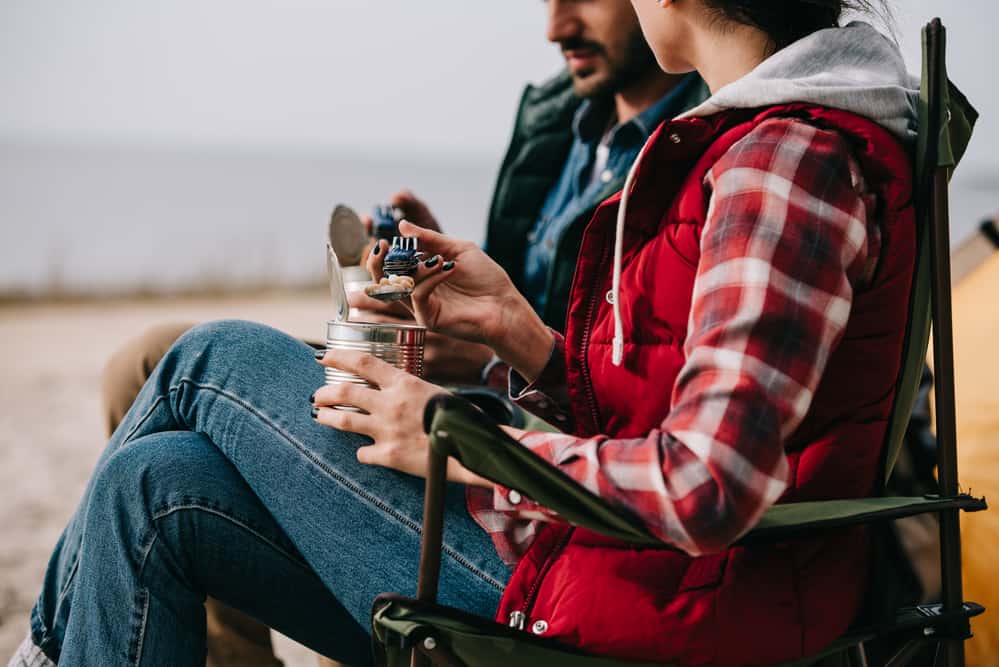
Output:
[628, 0, 698, 74]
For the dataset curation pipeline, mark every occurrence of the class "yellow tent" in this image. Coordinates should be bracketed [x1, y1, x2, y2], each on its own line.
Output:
[949, 226, 999, 664]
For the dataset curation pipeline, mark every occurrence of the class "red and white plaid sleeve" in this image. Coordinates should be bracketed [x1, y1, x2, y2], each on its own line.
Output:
[467, 118, 880, 563]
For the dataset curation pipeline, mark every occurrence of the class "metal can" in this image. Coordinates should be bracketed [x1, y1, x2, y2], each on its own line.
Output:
[324, 320, 426, 409]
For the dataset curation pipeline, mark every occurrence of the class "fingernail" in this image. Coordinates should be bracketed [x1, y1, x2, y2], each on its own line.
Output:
[372, 244, 381, 256]
[311, 406, 320, 418]
[424, 255, 440, 269]
[314, 349, 326, 360]
[309, 392, 315, 404]
[442, 261, 455, 271]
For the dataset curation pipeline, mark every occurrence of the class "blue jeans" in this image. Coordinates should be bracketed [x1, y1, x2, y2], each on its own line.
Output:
[19, 320, 509, 666]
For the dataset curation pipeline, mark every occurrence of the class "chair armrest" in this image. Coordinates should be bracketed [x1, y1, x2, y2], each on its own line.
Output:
[740, 495, 986, 544]
[424, 394, 659, 545]
[423, 395, 987, 548]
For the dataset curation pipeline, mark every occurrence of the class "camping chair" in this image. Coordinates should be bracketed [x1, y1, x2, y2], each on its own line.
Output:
[370, 19, 985, 667]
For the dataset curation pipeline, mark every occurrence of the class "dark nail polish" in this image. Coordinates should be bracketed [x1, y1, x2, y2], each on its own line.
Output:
[442, 260, 455, 271]
[314, 349, 326, 360]
[309, 392, 315, 404]
[372, 243, 381, 256]
[424, 255, 440, 269]
[311, 406, 320, 418]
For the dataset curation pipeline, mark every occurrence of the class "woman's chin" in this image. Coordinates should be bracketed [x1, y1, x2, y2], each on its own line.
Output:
[657, 58, 696, 76]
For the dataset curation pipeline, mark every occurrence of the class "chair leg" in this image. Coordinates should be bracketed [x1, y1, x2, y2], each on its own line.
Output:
[883, 638, 936, 667]
[411, 446, 450, 667]
[847, 643, 869, 667]
[924, 19, 968, 667]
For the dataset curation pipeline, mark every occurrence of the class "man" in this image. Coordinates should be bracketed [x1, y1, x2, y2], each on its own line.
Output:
[99, 1, 706, 664]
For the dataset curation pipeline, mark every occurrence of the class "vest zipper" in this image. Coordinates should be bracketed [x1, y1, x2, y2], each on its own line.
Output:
[509, 529, 574, 630]
[508, 238, 604, 628]
[579, 241, 611, 430]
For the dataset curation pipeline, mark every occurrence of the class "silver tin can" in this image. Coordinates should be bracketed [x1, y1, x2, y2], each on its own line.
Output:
[324, 321, 426, 407]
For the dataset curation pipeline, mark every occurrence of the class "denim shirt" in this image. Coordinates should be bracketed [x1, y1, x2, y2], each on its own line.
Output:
[521, 74, 700, 315]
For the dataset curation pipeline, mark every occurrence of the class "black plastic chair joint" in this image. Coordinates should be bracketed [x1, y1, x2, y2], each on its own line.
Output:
[912, 601, 984, 641]
[422, 393, 457, 434]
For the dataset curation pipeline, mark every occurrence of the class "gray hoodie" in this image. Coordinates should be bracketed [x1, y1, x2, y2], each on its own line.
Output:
[679, 22, 919, 143]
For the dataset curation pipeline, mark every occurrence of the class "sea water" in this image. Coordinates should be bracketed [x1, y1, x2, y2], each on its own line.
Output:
[1, 139, 996, 299]
[0, 140, 496, 298]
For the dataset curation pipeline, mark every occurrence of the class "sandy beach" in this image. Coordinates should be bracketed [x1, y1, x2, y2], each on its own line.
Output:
[0, 291, 331, 665]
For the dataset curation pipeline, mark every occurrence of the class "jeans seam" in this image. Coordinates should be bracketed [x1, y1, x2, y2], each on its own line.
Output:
[131, 588, 150, 667]
[120, 394, 168, 445]
[169, 378, 506, 591]
[150, 503, 312, 571]
[33, 551, 81, 651]
[133, 530, 159, 666]
[55, 555, 80, 602]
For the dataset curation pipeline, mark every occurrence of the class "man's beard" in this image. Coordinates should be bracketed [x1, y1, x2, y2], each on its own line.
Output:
[563, 29, 659, 99]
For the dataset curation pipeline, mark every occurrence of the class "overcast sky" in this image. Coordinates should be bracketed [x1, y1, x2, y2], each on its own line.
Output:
[1, 0, 996, 170]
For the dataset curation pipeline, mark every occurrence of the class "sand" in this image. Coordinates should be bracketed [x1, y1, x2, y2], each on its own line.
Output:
[0, 291, 332, 665]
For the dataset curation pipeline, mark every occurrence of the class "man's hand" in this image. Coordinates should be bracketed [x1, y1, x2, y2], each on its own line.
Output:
[424, 334, 494, 383]
[361, 189, 442, 235]
[391, 190, 441, 233]
[348, 289, 412, 320]
[347, 291, 494, 383]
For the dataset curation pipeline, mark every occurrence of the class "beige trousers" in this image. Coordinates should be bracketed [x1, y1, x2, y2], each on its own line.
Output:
[101, 322, 341, 667]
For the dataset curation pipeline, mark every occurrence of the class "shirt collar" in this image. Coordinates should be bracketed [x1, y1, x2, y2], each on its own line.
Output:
[571, 73, 700, 147]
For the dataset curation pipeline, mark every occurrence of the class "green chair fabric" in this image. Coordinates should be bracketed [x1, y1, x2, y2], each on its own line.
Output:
[373, 594, 668, 667]
[372, 593, 984, 667]
[427, 396, 985, 548]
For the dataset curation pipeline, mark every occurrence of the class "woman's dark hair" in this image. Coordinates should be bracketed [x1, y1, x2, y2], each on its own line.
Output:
[703, 1, 892, 51]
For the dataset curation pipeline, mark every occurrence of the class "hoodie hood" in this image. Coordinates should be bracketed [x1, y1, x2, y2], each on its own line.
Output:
[679, 22, 919, 143]
[609, 22, 918, 367]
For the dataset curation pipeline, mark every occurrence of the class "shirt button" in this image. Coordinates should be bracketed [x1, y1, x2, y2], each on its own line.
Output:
[508, 490, 523, 505]
[669, 132, 682, 144]
[532, 620, 549, 635]
[605, 290, 616, 305]
[600, 169, 614, 183]
[544, 238, 555, 250]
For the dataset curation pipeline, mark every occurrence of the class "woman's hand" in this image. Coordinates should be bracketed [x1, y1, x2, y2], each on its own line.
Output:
[366, 221, 554, 381]
[366, 221, 520, 344]
[312, 348, 492, 487]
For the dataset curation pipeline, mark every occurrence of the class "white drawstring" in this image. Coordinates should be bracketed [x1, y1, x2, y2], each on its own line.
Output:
[611, 134, 657, 366]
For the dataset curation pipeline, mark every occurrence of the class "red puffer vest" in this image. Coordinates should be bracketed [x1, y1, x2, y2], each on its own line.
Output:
[495, 105, 915, 666]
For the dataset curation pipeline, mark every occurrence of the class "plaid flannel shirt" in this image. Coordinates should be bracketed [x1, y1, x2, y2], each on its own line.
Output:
[467, 118, 882, 565]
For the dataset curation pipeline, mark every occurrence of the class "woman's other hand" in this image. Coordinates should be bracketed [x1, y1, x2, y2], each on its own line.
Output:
[366, 221, 517, 344]
[312, 349, 491, 487]
[366, 221, 554, 381]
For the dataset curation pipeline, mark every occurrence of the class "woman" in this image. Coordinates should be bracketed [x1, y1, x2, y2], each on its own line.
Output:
[11, 1, 915, 665]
